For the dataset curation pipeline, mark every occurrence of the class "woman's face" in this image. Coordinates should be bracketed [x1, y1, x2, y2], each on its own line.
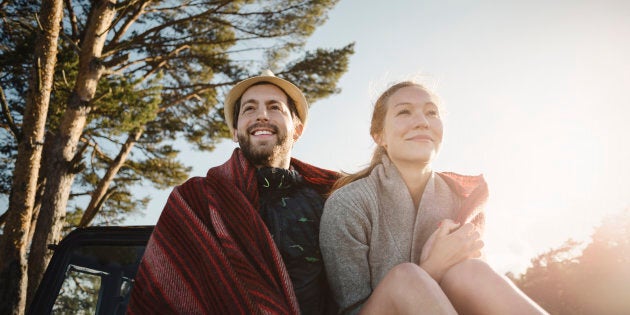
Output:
[375, 85, 443, 168]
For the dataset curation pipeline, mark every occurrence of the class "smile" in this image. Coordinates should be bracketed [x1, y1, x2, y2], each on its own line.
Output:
[247, 123, 278, 136]
[406, 135, 433, 142]
[253, 130, 273, 136]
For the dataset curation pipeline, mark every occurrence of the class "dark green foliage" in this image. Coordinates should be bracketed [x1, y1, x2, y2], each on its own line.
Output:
[0, 0, 40, 195]
[0, 0, 353, 227]
[282, 43, 355, 102]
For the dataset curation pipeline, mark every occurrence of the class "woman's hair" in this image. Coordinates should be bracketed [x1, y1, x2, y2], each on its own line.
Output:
[331, 81, 437, 192]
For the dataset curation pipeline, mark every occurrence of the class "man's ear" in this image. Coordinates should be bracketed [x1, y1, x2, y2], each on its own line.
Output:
[232, 129, 238, 142]
[292, 122, 304, 141]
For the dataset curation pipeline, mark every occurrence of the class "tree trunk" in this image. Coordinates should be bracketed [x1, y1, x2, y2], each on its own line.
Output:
[27, 154, 49, 248]
[79, 129, 143, 227]
[26, 0, 118, 305]
[0, 0, 64, 313]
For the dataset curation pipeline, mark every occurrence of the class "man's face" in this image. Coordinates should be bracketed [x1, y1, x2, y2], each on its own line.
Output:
[233, 84, 303, 168]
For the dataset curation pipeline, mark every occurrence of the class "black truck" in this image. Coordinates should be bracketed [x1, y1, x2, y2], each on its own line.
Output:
[27, 226, 153, 315]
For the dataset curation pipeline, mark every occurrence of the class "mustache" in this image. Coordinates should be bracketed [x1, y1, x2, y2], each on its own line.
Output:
[247, 123, 279, 134]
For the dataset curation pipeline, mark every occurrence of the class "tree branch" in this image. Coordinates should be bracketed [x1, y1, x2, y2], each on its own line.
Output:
[157, 81, 234, 113]
[109, 0, 150, 45]
[58, 30, 82, 54]
[0, 85, 21, 141]
[64, 0, 79, 38]
[0, 209, 7, 228]
[79, 128, 143, 227]
[106, 4, 235, 54]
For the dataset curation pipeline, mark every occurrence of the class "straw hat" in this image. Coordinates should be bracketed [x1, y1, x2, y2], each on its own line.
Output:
[223, 69, 308, 134]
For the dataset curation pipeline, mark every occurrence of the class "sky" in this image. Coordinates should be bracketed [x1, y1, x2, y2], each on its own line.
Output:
[126, 0, 630, 274]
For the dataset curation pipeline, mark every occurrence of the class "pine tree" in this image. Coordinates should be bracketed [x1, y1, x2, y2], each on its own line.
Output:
[0, 0, 354, 313]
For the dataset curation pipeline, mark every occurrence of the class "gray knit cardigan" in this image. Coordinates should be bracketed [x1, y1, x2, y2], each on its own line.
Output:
[320, 156, 488, 314]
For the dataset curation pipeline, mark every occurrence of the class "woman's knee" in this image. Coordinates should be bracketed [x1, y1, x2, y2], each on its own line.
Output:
[439, 259, 548, 315]
[389, 263, 433, 282]
[381, 263, 437, 292]
[364, 263, 455, 315]
[441, 258, 493, 292]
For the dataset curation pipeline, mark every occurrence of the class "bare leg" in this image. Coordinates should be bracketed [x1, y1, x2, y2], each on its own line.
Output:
[360, 263, 457, 315]
[440, 259, 548, 315]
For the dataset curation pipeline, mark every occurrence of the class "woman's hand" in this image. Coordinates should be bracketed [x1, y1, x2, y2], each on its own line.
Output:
[419, 219, 484, 283]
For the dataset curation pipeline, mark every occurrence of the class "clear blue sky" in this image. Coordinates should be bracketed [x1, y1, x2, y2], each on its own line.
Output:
[127, 0, 630, 274]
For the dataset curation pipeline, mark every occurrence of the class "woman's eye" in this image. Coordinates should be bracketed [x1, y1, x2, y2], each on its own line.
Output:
[426, 109, 439, 117]
[396, 109, 410, 116]
[270, 104, 281, 110]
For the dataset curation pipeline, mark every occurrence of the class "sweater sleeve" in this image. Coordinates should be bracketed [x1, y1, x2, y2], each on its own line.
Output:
[320, 187, 373, 315]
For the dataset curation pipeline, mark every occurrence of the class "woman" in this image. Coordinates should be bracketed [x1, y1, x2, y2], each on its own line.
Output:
[320, 81, 547, 315]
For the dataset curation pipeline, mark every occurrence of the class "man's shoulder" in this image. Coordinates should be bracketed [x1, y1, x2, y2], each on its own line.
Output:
[167, 176, 208, 199]
[177, 175, 208, 188]
[289, 158, 339, 195]
[291, 158, 337, 176]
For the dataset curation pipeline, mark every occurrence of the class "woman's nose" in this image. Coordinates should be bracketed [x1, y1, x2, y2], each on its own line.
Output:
[413, 113, 429, 129]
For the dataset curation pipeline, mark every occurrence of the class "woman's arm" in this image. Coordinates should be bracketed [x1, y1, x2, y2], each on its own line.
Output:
[320, 193, 372, 315]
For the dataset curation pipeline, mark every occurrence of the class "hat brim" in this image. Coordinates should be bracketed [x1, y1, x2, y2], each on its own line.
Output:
[224, 74, 308, 135]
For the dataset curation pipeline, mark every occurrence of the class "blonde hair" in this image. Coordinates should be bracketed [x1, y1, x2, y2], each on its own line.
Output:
[332, 81, 439, 191]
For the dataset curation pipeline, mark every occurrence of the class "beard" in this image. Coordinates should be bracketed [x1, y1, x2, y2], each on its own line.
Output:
[237, 123, 293, 167]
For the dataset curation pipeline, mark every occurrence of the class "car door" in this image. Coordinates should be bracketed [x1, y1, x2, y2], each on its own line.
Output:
[27, 226, 153, 315]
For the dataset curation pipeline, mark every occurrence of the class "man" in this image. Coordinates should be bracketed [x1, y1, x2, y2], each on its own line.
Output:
[127, 70, 339, 314]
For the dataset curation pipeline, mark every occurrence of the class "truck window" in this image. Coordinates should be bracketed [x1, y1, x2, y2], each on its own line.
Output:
[51, 244, 145, 315]
[27, 226, 153, 315]
[54, 265, 101, 314]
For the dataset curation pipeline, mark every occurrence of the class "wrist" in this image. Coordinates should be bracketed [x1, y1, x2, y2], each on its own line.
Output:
[420, 260, 444, 283]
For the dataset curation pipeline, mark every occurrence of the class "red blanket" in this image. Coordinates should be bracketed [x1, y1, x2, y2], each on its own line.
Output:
[127, 149, 338, 314]
[437, 172, 488, 229]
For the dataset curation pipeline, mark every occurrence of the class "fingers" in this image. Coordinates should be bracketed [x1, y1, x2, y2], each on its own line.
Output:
[447, 222, 484, 258]
[450, 223, 480, 240]
[464, 231, 484, 259]
[437, 219, 460, 236]
[455, 222, 475, 235]
[472, 239, 484, 251]
[438, 221, 477, 238]
[470, 239, 484, 258]
[428, 220, 485, 265]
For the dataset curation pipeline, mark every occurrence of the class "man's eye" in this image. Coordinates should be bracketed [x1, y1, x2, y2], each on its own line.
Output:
[270, 104, 281, 110]
[242, 105, 255, 112]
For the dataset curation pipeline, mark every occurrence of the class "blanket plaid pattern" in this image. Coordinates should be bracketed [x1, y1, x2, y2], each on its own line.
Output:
[127, 149, 338, 314]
